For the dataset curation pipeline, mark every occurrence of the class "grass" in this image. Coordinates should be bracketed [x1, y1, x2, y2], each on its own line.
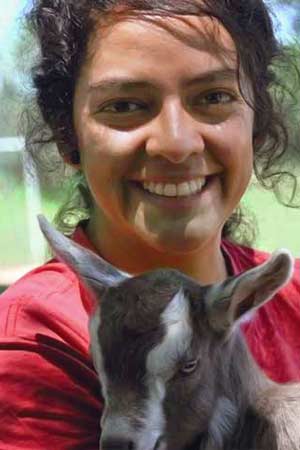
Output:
[243, 183, 300, 255]
[1, 181, 299, 269]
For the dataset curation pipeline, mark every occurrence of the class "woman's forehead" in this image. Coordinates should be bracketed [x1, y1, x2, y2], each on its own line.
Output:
[78, 14, 240, 94]
[86, 14, 237, 67]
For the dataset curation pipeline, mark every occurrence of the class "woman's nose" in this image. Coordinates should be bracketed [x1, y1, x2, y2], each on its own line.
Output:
[145, 101, 205, 164]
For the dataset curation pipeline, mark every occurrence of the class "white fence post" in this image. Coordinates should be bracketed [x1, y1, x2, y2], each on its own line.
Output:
[22, 145, 45, 263]
[0, 137, 45, 282]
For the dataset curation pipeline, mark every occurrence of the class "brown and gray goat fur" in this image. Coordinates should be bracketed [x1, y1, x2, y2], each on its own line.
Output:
[39, 215, 300, 450]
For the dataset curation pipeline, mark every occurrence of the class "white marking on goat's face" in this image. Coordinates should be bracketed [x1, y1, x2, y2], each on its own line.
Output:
[146, 288, 192, 379]
[136, 378, 166, 450]
[136, 289, 192, 448]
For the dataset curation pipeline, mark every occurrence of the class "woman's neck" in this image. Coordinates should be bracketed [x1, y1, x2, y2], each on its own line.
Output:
[86, 215, 228, 285]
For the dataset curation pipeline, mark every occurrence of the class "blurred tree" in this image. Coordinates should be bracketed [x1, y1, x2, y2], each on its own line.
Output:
[0, 20, 36, 138]
[13, 23, 38, 85]
[276, 41, 300, 141]
[0, 77, 23, 137]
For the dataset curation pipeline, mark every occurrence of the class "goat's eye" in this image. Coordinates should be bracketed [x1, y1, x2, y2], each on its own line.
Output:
[180, 359, 198, 375]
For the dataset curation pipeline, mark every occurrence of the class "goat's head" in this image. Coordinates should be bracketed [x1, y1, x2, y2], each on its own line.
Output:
[38, 215, 293, 450]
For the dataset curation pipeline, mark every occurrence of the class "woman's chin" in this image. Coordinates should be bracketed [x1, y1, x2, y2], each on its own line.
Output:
[142, 228, 217, 256]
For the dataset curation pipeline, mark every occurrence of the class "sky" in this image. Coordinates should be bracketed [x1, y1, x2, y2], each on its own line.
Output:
[0, 0, 298, 79]
[0, 0, 29, 47]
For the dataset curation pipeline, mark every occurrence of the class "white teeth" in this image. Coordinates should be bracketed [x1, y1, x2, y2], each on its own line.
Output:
[177, 182, 191, 197]
[164, 184, 177, 197]
[143, 177, 206, 197]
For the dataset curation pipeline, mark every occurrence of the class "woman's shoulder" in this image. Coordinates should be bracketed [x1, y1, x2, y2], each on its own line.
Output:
[222, 238, 300, 279]
[0, 259, 94, 352]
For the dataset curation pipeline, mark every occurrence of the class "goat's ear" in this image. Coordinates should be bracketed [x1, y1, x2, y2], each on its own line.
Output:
[38, 215, 130, 298]
[205, 249, 293, 333]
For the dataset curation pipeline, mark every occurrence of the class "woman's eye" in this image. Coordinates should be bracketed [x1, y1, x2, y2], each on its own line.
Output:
[180, 359, 198, 375]
[196, 91, 235, 106]
[100, 101, 146, 114]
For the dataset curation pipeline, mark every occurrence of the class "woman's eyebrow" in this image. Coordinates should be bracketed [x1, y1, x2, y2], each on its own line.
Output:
[89, 79, 152, 93]
[88, 68, 238, 93]
[183, 68, 238, 87]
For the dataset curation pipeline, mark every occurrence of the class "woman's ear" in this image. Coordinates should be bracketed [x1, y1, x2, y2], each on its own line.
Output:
[69, 150, 81, 166]
[252, 123, 265, 148]
[58, 142, 81, 169]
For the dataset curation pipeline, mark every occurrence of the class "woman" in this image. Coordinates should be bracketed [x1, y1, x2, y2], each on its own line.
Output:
[0, 0, 299, 448]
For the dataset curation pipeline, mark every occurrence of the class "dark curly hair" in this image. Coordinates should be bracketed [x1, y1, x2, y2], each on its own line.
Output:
[24, 0, 300, 242]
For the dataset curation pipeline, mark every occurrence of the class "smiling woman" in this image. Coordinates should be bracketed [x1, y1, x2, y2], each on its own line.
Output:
[0, 0, 300, 449]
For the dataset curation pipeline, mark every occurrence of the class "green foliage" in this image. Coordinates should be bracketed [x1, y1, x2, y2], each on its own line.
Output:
[243, 182, 300, 254]
[272, 42, 300, 165]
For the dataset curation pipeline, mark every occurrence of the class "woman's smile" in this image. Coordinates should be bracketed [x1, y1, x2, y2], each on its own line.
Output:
[128, 175, 219, 211]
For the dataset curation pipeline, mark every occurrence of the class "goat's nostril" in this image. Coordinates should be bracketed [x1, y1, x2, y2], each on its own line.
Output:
[101, 438, 135, 450]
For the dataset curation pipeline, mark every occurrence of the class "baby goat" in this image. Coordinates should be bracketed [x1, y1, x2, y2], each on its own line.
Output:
[39, 215, 300, 450]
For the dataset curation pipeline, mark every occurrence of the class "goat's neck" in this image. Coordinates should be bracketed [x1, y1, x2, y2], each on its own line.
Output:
[206, 329, 274, 449]
[219, 329, 271, 404]
[221, 328, 273, 408]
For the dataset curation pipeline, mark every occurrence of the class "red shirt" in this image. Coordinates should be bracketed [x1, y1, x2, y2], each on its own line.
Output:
[0, 228, 300, 449]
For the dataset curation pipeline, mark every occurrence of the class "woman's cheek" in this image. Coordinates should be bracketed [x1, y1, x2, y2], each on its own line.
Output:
[214, 115, 253, 167]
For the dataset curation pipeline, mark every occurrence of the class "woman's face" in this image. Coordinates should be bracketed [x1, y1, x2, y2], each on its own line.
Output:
[73, 15, 254, 254]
